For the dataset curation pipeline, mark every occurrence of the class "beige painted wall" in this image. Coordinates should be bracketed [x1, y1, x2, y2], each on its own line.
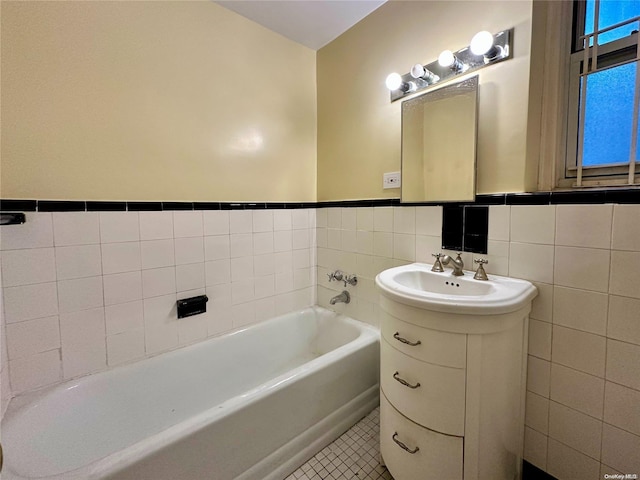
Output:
[317, 0, 535, 200]
[1, 1, 317, 201]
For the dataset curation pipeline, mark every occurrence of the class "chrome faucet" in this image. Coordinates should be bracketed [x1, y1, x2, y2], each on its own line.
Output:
[330, 290, 351, 305]
[441, 253, 464, 276]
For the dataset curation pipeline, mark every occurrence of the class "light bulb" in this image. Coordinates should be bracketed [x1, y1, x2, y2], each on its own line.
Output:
[410, 64, 439, 84]
[470, 31, 494, 56]
[410, 64, 426, 78]
[385, 72, 403, 91]
[385, 73, 416, 94]
[438, 50, 455, 68]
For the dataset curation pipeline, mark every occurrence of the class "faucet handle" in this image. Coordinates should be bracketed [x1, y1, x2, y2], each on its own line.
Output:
[327, 270, 344, 282]
[343, 274, 358, 287]
[431, 253, 445, 272]
[473, 258, 489, 281]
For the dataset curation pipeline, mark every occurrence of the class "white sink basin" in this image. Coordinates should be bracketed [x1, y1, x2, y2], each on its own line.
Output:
[376, 263, 537, 315]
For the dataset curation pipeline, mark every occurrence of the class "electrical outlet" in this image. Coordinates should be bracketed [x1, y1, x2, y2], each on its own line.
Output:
[383, 172, 401, 189]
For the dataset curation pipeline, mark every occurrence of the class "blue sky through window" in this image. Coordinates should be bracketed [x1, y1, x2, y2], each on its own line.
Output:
[581, 1, 639, 167]
[585, 0, 640, 45]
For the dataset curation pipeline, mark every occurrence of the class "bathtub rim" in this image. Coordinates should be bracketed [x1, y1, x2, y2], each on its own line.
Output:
[2, 306, 379, 480]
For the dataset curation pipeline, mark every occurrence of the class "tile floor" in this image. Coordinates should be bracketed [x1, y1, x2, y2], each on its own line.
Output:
[285, 407, 394, 480]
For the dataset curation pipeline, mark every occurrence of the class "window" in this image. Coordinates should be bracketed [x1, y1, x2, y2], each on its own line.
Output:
[563, 0, 640, 187]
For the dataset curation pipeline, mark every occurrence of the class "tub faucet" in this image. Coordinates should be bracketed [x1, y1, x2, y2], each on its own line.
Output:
[330, 290, 351, 305]
[441, 253, 464, 276]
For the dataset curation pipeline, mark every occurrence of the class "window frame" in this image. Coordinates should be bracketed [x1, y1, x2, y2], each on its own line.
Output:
[559, 0, 640, 189]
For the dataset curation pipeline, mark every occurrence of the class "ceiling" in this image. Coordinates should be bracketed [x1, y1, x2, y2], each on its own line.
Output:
[215, 0, 387, 50]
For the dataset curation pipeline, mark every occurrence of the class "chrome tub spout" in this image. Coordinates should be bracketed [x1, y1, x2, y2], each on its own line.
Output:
[330, 291, 351, 305]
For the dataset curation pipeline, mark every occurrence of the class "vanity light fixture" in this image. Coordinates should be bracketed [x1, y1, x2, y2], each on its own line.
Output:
[385, 28, 513, 102]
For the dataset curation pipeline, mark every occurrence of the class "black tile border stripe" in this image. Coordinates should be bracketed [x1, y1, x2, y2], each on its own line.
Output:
[86, 201, 127, 211]
[37, 200, 86, 212]
[2, 189, 640, 212]
[0, 200, 37, 211]
[127, 202, 162, 211]
[161, 202, 194, 211]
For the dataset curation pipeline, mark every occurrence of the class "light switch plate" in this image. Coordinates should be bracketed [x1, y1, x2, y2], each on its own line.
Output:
[383, 172, 401, 189]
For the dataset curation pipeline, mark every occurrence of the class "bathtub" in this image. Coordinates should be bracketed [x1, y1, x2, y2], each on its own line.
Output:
[2, 306, 380, 480]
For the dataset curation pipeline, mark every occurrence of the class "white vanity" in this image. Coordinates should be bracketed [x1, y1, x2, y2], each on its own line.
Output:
[375, 263, 537, 480]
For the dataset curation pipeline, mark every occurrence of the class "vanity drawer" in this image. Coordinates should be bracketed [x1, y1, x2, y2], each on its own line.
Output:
[380, 310, 466, 368]
[381, 338, 466, 436]
[380, 393, 463, 480]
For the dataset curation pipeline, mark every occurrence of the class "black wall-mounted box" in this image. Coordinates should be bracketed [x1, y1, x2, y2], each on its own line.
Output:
[177, 295, 208, 319]
[0, 212, 26, 225]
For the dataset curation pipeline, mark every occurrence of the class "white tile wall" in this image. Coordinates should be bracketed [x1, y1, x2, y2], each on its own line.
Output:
[4, 282, 59, 323]
[53, 212, 99, 246]
[2, 203, 639, 480]
[528, 319, 552, 361]
[2, 209, 316, 398]
[602, 423, 640, 474]
[174, 237, 204, 265]
[1, 301, 10, 416]
[550, 363, 604, 419]
[524, 426, 548, 470]
[555, 204, 613, 249]
[316, 203, 640, 479]
[105, 300, 144, 335]
[203, 211, 229, 236]
[107, 329, 145, 366]
[173, 211, 203, 238]
[548, 400, 602, 459]
[101, 242, 141, 274]
[6, 316, 60, 360]
[60, 307, 106, 378]
[603, 381, 640, 436]
[525, 391, 550, 434]
[103, 271, 142, 305]
[610, 250, 640, 298]
[99, 212, 140, 243]
[141, 239, 175, 269]
[551, 325, 606, 377]
[608, 295, 640, 345]
[554, 246, 610, 292]
[1, 248, 56, 287]
[139, 212, 173, 240]
[553, 286, 608, 335]
[547, 438, 600, 480]
[511, 205, 556, 245]
[488, 205, 510, 241]
[606, 339, 640, 391]
[55, 245, 103, 280]
[611, 204, 640, 251]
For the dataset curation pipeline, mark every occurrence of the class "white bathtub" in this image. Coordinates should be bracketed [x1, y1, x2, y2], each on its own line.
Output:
[2, 306, 380, 480]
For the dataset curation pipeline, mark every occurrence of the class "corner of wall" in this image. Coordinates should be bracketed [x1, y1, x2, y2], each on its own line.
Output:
[524, 0, 549, 192]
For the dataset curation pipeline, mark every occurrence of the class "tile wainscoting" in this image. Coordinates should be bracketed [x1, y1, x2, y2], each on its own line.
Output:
[2, 195, 640, 480]
[315, 203, 640, 480]
[0, 209, 317, 403]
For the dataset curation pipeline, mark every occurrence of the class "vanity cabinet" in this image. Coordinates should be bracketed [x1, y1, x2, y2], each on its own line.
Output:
[377, 294, 533, 480]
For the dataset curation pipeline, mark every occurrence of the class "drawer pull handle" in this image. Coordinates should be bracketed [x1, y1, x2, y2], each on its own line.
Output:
[393, 371, 421, 389]
[393, 332, 421, 346]
[392, 432, 420, 454]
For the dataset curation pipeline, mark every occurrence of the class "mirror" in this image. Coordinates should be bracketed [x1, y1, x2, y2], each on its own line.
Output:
[401, 76, 478, 202]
